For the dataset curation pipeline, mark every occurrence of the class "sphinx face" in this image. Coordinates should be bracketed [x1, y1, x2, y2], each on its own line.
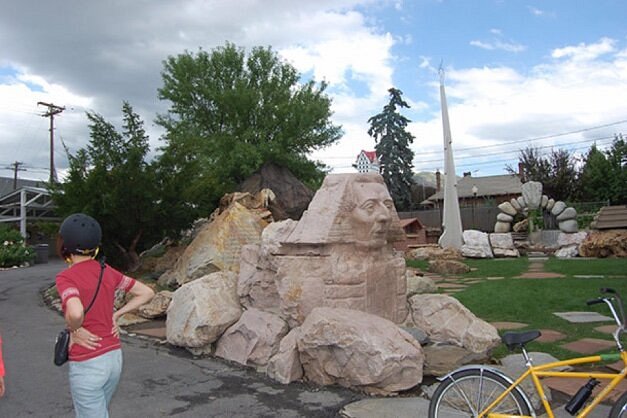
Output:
[349, 182, 394, 248]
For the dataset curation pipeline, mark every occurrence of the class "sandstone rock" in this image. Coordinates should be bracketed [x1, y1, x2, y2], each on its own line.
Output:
[158, 202, 268, 287]
[492, 248, 520, 258]
[517, 196, 526, 208]
[498, 202, 517, 216]
[116, 312, 150, 326]
[272, 173, 408, 327]
[496, 213, 514, 222]
[555, 245, 579, 258]
[512, 219, 528, 233]
[422, 343, 489, 376]
[166, 272, 242, 348]
[556, 207, 577, 221]
[237, 244, 281, 314]
[409, 294, 500, 353]
[407, 245, 462, 260]
[258, 219, 298, 269]
[541, 195, 548, 208]
[510, 198, 522, 211]
[461, 230, 494, 259]
[407, 273, 437, 296]
[239, 162, 315, 221]
[266, 328, 303, 384]
[522, 181, 542, 209]
[215, 308, 289, 369]
[494, 221, 511, 233]
[297, 307, 423, 395]
[137, 290, 172, 319]
[489, 233, 519, 258]
[557, 231, 588, 247]
[558, 219, 578, 233]
[428, 259, 470, 275]
[489, 233, 514, 249]
[551, 201, 567, 216]
[579, 230, 627, 258]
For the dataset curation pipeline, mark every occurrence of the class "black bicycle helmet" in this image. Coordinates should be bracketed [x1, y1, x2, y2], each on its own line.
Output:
[59, 213, 102, 255]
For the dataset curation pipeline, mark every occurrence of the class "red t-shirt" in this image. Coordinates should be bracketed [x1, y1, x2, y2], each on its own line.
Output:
[56, 259, 136, 362]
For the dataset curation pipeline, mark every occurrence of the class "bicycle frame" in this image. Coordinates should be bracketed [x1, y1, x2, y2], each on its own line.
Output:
[480, 350, 627, 418]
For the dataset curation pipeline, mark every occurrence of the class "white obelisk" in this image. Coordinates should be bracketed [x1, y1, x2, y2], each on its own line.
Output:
[438, 69, 463, 249]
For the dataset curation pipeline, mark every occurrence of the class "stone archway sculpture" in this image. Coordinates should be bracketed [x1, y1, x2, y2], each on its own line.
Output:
[494, 181, 579, 233]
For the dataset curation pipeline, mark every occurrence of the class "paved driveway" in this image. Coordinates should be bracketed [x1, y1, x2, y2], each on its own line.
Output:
[0, 260, 363, 417]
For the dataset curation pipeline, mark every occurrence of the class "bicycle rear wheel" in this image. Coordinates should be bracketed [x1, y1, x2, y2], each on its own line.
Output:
[610, 392, 627, 418]
[428, 368, 532, 418]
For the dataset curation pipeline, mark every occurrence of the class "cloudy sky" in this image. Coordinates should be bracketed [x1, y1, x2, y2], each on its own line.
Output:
[1, 0, 626, 182]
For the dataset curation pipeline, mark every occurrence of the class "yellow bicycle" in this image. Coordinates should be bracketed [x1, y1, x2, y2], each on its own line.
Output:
[428, 288, 627, 418]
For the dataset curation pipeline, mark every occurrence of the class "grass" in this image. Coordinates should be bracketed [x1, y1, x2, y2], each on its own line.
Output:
[407, 256, 627, 360]
[544, 257, 627, 277]
[455, 277, 627, 359]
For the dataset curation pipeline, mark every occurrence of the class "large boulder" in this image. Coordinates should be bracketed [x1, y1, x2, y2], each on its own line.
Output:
[297, 307, 424, 395]
[166, 272, 242, 348]
[461, 230, 494, 258]
[158, 203, 268, 287]
[489, 233, 519, 258]
[409, 294, 500, 354]
[266, 328, 304, 384]
[406, 245, 462, 261]
[579, 230, 627, 258]
[428, 259, 470, 275]
[422, 344, 489, 376]
[557, 231, 588, 247]
[521, 181, 543, 210]
[215, 308, 289, 369]
[137, 290, 172, 319]
[239, 162, 314, 221]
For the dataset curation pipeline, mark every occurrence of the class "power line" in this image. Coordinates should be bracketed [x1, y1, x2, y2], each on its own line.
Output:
[412, 135, 616, 165]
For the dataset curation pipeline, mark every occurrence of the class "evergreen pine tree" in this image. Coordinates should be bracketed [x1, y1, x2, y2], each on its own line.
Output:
[367, 88, 415, 210]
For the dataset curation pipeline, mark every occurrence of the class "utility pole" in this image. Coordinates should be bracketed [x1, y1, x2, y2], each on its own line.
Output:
[10, 161, 26, 190]
[37, 101, 65, 183]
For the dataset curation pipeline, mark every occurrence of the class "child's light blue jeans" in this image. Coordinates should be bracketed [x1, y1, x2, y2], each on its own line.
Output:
[69, 349, 123, 418]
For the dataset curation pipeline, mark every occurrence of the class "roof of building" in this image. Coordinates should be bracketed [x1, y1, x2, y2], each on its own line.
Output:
[590, 205, 627, 230]
[399, 217, 424, 228]
[426, 174, 523, 201]
[0, 177, 47, 198]
[357, 150, 378, 163]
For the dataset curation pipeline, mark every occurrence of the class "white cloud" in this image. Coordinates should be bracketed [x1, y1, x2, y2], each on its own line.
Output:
[470, 39, 526, 53]
[551, 37, 616, 61]
[408, 38, 627, 174]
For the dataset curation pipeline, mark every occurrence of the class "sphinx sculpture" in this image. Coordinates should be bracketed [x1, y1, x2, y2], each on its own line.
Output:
[239, 173, 408, 326]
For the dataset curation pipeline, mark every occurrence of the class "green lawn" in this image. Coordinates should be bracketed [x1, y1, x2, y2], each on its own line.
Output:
[407, 256, 627, 360]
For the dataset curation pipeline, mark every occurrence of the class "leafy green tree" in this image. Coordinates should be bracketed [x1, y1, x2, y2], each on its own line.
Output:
[606, 134, 627, 204]
[507, 147, 576, 201]
[578, 144, 613, 202]
[367, 88, 416, 210]
[52, 102, 160, 270]
[156, 43, 342, 214]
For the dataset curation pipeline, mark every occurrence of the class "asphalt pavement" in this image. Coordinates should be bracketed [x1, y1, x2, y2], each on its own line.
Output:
[0, 260, 366, 417]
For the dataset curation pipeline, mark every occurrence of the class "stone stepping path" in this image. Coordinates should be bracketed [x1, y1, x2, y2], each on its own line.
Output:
[593, 325, 617, 334]
[553, 311, 614, 323]
[536, 329, 567, 343]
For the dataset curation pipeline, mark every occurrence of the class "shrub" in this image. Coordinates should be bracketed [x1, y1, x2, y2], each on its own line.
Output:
[0, 225, 35, 268]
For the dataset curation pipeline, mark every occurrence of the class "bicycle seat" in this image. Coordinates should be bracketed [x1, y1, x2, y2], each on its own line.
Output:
[501, 330, 541, 350]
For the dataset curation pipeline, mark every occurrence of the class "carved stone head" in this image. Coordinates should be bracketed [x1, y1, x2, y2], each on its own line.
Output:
[284, 173, 405, 247]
